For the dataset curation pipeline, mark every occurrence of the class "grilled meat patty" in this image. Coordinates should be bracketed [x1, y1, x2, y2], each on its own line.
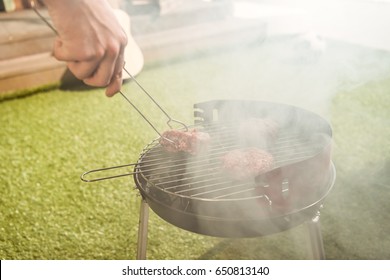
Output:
[221, 147, 274, 180]
[159, 129, 211, 155]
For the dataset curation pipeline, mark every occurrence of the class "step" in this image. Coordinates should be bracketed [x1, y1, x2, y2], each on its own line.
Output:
[135, 17, 267, 63]
[0, 9, 54, 60]
[0, 52, 66, 93]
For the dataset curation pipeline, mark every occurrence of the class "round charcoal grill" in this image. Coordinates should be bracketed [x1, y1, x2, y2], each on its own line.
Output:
[82, 100, 335, 259]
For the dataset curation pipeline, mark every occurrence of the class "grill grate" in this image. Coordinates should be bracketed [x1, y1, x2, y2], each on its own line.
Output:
[135, 121, 330, 201]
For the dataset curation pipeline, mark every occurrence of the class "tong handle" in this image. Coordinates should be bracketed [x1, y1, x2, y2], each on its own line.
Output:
[119, 90, 164, 137]
[31, 1, 57, 34]
[81, 163, 137, 182]
[122, 68, 188, 132]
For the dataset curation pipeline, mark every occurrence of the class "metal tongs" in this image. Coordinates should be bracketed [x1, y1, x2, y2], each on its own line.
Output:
[31, 1, 188, 143]
[119, 68, 188, 141]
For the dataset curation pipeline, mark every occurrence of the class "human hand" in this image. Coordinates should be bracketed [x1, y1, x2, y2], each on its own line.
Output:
[44, 0, 128, 96]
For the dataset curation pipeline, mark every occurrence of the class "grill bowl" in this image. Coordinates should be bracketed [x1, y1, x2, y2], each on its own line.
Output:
[133, 100, 335, 237]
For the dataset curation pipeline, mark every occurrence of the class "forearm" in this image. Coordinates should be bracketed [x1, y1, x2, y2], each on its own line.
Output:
[43, 0, 87, 15]
[42, 0, 113, 32]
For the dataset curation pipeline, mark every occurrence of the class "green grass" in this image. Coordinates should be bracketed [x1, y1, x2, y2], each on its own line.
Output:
[1, 42, 389, 259]
[322, 78, 390, 259]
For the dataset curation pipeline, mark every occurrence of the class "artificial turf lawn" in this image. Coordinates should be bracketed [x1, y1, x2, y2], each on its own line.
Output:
[1, 40, 389, 259]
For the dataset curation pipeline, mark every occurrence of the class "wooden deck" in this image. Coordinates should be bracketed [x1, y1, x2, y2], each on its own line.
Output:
[0, 7, 266, 94]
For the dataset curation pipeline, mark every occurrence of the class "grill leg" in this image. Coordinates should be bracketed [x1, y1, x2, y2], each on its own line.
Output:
[306, 209, 326, 260]
[136, 198, 149, 260]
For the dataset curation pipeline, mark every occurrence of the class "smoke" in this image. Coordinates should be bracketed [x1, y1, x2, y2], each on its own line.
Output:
[154, 0, 390, 119]
[128, 0, 390, 250]
[226, 0, 390, 108]
[236, 34, 390, 115]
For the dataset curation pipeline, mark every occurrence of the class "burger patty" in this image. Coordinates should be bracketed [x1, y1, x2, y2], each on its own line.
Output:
[159, 129, 211, 155]
[221, 147, 274, 180]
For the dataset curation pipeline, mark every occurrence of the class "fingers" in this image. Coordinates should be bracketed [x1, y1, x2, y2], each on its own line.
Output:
[83, 42, 120, 88]
[46, 0, 129, 97]
[53, 37, 103, 81]
[105, 46, 125, 97]
[53, 36, 126, 96]
[105, 72, 122, 97]
[67, 61, 100, 81]
[53, 38, 99, 62]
